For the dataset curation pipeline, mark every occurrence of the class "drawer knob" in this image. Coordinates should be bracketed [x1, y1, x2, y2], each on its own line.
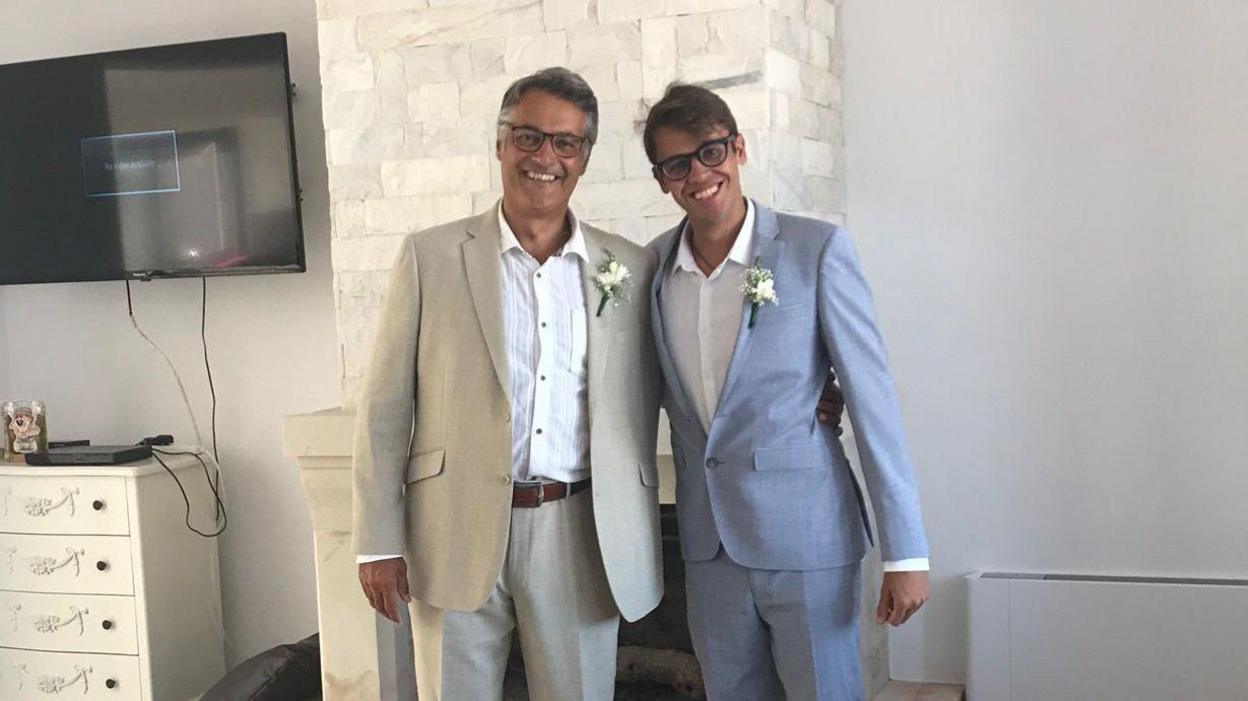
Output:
[96, 560, 109, 571]
[93, 499, 105, 511]
[102, 619, 114, 630]
[106, 678, 118, 689]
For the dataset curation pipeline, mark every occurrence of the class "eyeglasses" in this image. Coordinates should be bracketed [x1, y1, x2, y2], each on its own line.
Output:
[651, 133, 738, 181]
[501, 122, 589, 158]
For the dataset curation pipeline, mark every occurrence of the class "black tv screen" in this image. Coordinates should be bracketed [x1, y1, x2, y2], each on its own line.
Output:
[0, 33, 305, 285]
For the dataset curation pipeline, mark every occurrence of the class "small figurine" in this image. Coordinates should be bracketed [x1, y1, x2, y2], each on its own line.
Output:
[3, 400, 46, 456]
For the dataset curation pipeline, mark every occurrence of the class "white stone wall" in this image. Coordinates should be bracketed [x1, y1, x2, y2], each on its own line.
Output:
[317, 0, 844, 403]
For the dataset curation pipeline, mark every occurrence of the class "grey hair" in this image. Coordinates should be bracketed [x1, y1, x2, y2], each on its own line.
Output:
[497, 67, 599, 148]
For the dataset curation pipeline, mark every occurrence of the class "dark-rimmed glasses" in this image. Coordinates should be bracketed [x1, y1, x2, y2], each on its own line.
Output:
[651, 133, 738, 181]
[501, 122, 589, 158]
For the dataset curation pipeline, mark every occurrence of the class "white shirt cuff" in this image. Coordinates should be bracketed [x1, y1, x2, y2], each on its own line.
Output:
[882, 557, 930, 572]
[357, 554, 403, 564]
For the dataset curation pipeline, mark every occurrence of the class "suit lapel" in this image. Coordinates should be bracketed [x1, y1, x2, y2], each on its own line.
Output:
[714, 202, 785, 418]
[649, 222, 703, 433]
[580, 226, 619, 415]
[462, 208, 511, 407]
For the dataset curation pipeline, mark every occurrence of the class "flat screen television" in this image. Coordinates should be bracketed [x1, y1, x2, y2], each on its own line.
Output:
[0, 33, 305, 285]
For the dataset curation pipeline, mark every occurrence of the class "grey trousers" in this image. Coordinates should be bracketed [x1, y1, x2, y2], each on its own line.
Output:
[686, 546, 864, 701]
[409, 489, 620, 701]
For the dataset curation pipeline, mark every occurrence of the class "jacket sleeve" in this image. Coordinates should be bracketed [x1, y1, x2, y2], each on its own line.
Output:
[816, 226, 930, 562]
[352, 236, 421, 557]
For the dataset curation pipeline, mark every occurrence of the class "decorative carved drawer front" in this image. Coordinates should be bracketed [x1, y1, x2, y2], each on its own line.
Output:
[0, 648, 141, 700]
[0, 475, 129, 536]
[0, 534, 134, 596]
[0, 591, 138, 655]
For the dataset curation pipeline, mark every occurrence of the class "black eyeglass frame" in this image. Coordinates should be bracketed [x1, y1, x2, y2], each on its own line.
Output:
[499, 122, 591, 158]
[651, 132, 740, 181]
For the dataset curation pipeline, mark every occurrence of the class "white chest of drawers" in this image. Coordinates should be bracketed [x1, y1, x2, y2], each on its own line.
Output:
[0, 454, 224, 700]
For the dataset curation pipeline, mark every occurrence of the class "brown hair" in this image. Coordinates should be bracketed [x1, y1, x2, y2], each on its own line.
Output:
[642, 83, 738, 163]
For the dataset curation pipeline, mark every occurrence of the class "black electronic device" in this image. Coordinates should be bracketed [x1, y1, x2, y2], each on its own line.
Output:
[25, 445, 154, 466]
[0, 33, 305, 285]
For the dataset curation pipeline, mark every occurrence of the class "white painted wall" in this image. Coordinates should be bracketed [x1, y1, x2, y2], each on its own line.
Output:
[843, 0, 1248, 683]
[0, 300, 8, 398]
[0, 1, 339, 666]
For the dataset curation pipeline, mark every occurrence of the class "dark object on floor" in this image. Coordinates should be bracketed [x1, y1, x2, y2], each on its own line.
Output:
[502, 657, 703, 701]
[201, 633, 321, 701]
[616, 646, 704, 699]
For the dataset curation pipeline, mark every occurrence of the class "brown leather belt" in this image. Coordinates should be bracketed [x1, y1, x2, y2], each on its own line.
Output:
[512, 478, 591, 508]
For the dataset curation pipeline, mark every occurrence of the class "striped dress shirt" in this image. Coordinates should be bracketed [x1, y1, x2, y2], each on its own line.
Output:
[497, 204, 592, 484]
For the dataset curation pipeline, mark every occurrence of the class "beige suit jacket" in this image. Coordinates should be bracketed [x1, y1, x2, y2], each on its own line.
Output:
[353, 206, 663, 622]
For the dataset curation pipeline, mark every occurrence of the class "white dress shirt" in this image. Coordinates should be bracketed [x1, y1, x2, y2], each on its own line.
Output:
[660, 200, 927, 573]
[359, 204, 593, 564]
[497, 204, 592, 485]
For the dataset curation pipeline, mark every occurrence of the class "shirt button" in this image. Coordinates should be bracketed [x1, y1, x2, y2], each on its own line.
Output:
[541, 322, 547, 328]
[536, 272, 542, 278]
[535, 428, 543, 435]
[540, 375, 546, 381]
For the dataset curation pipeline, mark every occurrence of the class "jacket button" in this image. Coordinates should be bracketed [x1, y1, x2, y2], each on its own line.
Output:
[500, 475, 511, 484]
[705, 457, 721, 469]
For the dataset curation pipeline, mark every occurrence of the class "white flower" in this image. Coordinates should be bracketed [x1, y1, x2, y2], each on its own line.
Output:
[741, 258, 778, 328]
[592, 249, 631, 316]
[755, 278, 776, 303]
[595, 260, 629, 289]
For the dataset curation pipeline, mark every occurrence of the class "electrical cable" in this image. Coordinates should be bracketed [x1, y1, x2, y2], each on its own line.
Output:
[200, 277, 223, 519]
[124, 280, 204, 447]
[151, 448, 227, 537]
[124, 280, 230, 656]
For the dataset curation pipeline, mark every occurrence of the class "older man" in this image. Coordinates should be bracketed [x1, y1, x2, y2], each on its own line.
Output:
[353, 67, 663, 700]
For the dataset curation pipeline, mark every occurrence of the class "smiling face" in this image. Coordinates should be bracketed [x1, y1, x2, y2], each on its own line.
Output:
[651, 125, 747, 225]
[496, 89, 591, 221]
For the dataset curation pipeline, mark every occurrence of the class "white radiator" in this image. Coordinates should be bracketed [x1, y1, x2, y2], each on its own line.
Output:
[967, 571, 1248, 701]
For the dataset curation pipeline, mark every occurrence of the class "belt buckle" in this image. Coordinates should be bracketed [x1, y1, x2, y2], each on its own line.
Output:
[534, 482, 545, 506]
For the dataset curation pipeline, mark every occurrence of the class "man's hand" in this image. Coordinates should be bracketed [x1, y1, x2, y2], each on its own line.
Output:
[359, 557, 411, 623]
[817, 371, 845, 435]
[876, 570, 929, 626]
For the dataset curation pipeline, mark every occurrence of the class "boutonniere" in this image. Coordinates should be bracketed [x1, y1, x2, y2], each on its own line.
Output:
[741, 257, 778, 329]
[592, 249, 632, 317]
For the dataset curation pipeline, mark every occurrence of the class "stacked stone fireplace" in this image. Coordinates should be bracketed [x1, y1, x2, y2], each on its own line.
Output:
[316, 0, 848, 405]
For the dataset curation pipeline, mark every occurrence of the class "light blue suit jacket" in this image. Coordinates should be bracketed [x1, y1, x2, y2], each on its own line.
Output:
[649, 201, 929, 570]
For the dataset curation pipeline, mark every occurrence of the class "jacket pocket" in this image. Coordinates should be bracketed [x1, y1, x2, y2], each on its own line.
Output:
[638, 462, 660, 487]
[404, 448, 446, 484]
[753, 444, 822, 471]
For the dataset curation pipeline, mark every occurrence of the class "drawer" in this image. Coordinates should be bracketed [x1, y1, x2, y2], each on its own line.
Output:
[0, 475, 129, 535]
[0, 647, 141, 700]
[1, 591, 137, 654]
[1, 534, 134, 595]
